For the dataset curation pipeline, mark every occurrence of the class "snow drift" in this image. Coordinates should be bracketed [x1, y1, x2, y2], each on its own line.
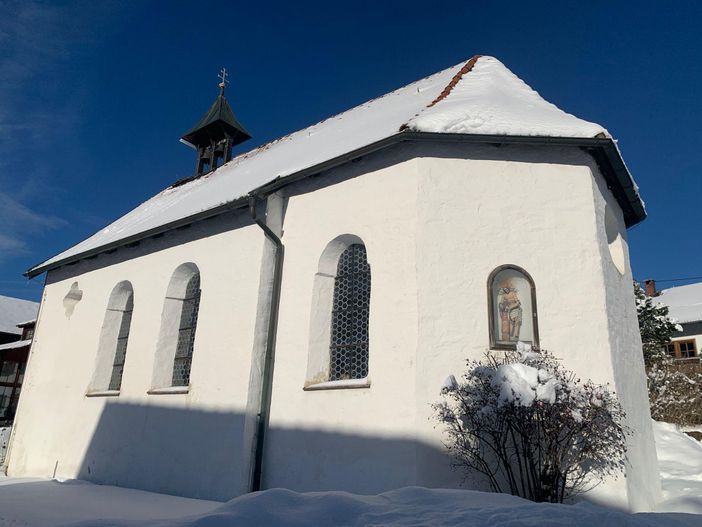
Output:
[1, 421, 701, 526]
[62, 486, 701, 527]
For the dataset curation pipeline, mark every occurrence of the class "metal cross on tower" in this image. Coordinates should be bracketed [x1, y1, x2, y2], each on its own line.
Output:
[218, 67, 229, 95]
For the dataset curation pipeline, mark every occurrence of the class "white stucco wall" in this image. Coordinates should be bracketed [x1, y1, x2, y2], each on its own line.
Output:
[261, 142, 656, 510]
[263, 147, 423, 493]
[591, 162, 662, 511]
[410, 143, 656, 509]
[6, 213, 264, 501]
[411, 144, 632, 498]
[6, 141, 656, 510]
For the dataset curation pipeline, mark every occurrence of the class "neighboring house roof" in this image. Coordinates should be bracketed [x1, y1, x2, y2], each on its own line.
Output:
[0, 296, 40, 335]
[658, 282, 702, 324]
[0, 339, 32, 352]
[27, 55, 645, 278]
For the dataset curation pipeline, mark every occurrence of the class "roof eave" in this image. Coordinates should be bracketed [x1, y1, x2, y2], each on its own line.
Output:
[24, 196, 250, 279]
[26, 130, 644, 279]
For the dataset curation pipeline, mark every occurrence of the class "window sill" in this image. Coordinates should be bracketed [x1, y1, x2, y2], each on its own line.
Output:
[85, 390, 120, 398]
[147, 386, 190, 395]
[303, 378, 370, 391]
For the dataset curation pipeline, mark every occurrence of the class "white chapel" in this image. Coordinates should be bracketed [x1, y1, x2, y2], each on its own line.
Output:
[3, 55, 659, 511]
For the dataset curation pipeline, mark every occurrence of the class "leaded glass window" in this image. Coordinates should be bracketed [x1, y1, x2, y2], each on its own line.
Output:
[172, 273, 200, 386]
[329, 244, 370, 381]
[108, 293, 134, 391]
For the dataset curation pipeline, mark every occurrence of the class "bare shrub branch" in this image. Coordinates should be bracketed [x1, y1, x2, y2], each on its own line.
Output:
[434, 345, 629, 503]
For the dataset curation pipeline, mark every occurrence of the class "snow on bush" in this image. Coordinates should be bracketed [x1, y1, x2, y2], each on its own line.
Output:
[634, 282, 702, 425]
[434, 343, 628, 503]
[648, 362, 702, 426]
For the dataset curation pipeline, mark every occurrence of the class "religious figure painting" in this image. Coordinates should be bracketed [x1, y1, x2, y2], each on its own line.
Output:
[489, 266, 538, 349]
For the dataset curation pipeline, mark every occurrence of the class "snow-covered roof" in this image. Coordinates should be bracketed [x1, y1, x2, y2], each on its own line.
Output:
[0, 296, 39, 335]
[29, 55, 643, 277]
[0, 339, 32, 352]
[657, 282, 702, 324]
[406, 57, 606, 137]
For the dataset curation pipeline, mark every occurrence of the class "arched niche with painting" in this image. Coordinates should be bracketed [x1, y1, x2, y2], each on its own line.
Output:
[487, 265, 539, 350]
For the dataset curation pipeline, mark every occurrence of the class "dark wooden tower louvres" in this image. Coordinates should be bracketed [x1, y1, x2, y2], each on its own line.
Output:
[180, 68, 251, 178]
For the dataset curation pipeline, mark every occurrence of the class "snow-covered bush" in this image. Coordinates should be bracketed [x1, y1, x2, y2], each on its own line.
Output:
[633, 282, 702, 425]
[434, 344, 628, 503]
[635, 282, 682, 367]
[648, 362, 702, 426]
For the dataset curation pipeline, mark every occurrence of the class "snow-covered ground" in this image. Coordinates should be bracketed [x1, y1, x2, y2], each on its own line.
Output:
[653, 421, 702, 514]
[1, 421, 700, 527]
[0, 476, 219, 526]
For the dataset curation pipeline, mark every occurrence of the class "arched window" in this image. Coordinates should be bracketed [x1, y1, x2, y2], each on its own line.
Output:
[89, 281, 134, 394]
[172, 272, 201, 386]
[329, 244, 371, 381]
[488, 265, 539, 350]
[152, 263, 201, 390]
[305, 236, 372, 389]
[110, 293, 134, 390]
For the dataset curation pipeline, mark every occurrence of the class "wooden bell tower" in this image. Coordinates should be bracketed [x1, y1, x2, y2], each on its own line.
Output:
[181, 68, 251, 176]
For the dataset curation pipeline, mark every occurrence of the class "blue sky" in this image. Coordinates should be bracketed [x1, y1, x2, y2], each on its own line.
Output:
[1, 0, 700, 302]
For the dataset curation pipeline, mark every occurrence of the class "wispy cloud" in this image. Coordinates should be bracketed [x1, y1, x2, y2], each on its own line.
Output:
[0, 1, 71, 144]
[0, 2, 64, 260]
[0, 191, 66, 260]
[0, 1, 124, 261]
[0, 233, 27, 253]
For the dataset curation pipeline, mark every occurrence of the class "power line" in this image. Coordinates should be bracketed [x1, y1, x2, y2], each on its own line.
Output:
[636, 276, 702, 284]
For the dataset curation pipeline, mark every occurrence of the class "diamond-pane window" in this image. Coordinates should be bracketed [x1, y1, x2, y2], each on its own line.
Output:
[108, 294, 133, 391]
[172, 273, 201, 387]
[329, 244, 370, 381]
